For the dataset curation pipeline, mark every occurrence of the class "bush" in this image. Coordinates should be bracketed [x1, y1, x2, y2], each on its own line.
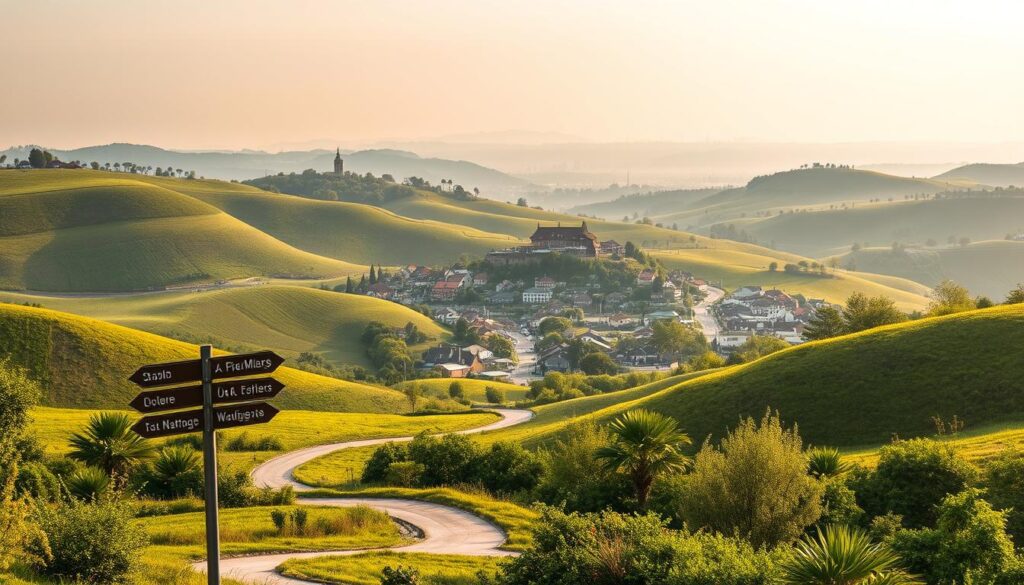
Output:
[679, 410, 822, 548]
[224, 432, 284, 452]
[217, 469, 294, 507]
[536, 421, 628, 512]
[448, 381, 465, 400]
[381, 565, 420, 585]
[135, 445, 203, 499]
[29, 497, 148, 583]
[385, 461, 425, 487]
[477, 442, 544, 495]
[362, 442, 410, 483]
[981, 449, 1024, 544]
[485, 386, 506, 404]
[850, 438, 977, 528]
[66, 466, 112, 501]
[407, 433, 480, 486]
[15, 460, 60, 501]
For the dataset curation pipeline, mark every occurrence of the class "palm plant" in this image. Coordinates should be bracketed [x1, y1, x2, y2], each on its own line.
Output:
[808, 447, 852, 478]
[68, 412, 155, 476]
[595, 409, 691, 507]
[66, 466, 111, 501]
[781, 524, 920, 585]
[148, 445, 202, 498]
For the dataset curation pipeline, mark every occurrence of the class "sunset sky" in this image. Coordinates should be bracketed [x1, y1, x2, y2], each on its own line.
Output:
[2, 0, 1022, 150]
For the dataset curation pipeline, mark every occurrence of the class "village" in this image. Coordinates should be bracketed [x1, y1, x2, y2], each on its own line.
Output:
[344, 222, 831, 383]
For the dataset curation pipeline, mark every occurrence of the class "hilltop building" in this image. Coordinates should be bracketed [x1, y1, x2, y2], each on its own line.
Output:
[529, 222, 599, 257]
[333, 149, 344, 175]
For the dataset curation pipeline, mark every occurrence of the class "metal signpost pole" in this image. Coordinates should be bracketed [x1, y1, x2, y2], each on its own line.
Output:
[200, 344, 221, 585]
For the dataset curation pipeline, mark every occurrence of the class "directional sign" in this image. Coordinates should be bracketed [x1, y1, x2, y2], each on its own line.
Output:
[131, 401, 280, 438]
[129, 378, 285, 413]
[129, 351, 284, 388]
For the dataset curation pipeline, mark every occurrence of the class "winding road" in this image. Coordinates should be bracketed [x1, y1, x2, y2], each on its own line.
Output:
[193, 408, 534, 584]
[693, 285, 724, 343]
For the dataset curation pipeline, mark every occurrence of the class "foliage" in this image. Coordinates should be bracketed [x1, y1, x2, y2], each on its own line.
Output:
[67, 466, 112, 501]
[807, 447, 852, 478]
[217, 469, 295, 508]
[803, 306, 846, 340]
[68, 411, 156, 477]
[137, 445, 203, 499]
[729, 335, 790, 364]
[29, 496, 148, 584]
[579, 351, 619, 375]
[651, 320, 707, 358]
[1005, 283, 1024, 304]
[681, 351, 726, 372]
[448, 381, 465, 400]
[538, 317, 573, 336]
[381, 565, 421, 585]
[476, 442, 544, 495]
[224, 431, 284, 451]
[363, 442, 411, 483]
[536, 421, 629, 513]
[888, 489, 1017, 585]
[408, 433, 480, 486]
[781, 524, 918, 585]
[980, 449, 1024, 544]
[850, 438, 977, 528]
[842, 292, 907, 334]
[0, 361, 45, 572]
[819, 477, 865, 527]
[486, 335, 517, 362]
[680, 410, 823, 548]
[595, 409, 691, 508]
[246, 169, 418, 204]
[484, 386, 506, 404]
[928, 280, 977, 317]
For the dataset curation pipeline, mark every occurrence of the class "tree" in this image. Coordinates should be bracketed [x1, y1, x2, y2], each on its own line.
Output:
[579, 352, 618, 375]
[486, 335, 517, 363]
[768, 261, 778, 272]
[804, 306, 846, 340]
[368, 265, 377, 284]
[516, 197, 528, 207]
[595, 409, 691, 508]
[842, 293, 906, 333]
[782, 524, 917, 585]
[447, 381, 465, 400]
[927, 280, 975, 316]
[681, 410, 823, 548]
[0, 360, 44, 571]
[484, 386, 506, 404]
[730, 335, 789, 364]
[0, 154, 6, 166]
[1005, 283, 1024, 304]
[402, 384, 423, 412]
[537, 316, 572, 336]
[28, 148, 47, 168]
[651, 320, 706, 357]
[68, 412, 155, 478]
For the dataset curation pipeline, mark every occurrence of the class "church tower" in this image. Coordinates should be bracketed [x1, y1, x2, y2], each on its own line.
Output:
[333, 148, 344, 175]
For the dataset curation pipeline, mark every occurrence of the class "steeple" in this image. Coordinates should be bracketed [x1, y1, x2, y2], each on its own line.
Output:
[333, 148, 344, 175]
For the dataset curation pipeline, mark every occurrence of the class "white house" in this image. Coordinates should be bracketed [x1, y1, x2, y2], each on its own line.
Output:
[522, 287, 553, 304]
[716, 330, 753, 348]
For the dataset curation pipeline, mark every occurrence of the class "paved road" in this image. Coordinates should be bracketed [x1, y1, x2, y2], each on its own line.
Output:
[194, 408, 534, 584]
[693, 286, 724, 343]
[505, 331, 538, 384]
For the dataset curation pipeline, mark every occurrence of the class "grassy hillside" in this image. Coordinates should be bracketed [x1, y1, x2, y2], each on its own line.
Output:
[0, 286, 447, 368]
[735, 196, 1024, 258]
[638, 305, 1024, 448]
[0, 303, 409, 412]
[0, 170, 362, 292]
[837, 241, 1024, 299]
[392, 378, 529, 403]
[934, 162, 1024, 187]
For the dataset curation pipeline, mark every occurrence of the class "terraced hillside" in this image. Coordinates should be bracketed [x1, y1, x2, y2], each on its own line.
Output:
[0, 286, 447, 368]
[0, 303, 408, 412]
[837, 240, 1024, 299]
[0, 170, 362, 292]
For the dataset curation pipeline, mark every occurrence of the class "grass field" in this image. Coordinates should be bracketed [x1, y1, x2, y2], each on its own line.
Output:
[28, 406, 499, 472]
[844, 422, 1024, 468]
[305, 487, 538, 552]
[392, 378, 530, 403]
[279, 551, 506, 585]
[0, 286, 447, 368]
[0, 304, 414, 412]
[635, 304, 1024, 448]
[0, 170, 362, 292]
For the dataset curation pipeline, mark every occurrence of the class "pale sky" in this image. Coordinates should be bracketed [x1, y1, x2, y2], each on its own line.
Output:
[2, 0, 1022, 150]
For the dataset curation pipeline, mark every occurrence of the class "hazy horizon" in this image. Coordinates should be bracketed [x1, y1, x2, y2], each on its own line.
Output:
[3, 0, 1023, 151]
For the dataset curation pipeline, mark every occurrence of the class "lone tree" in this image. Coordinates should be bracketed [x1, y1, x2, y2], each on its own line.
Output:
[68, 412, 155, 477]
[595, 409, 691, 508]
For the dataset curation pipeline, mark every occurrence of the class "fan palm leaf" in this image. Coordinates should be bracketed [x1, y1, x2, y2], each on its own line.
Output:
[68, 412, 155, 476]
[781, 524, 920, 585]
[595, 409, 691, 507]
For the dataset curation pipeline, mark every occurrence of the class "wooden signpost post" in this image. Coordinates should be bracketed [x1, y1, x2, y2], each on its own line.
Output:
[129, 346, 284, 585]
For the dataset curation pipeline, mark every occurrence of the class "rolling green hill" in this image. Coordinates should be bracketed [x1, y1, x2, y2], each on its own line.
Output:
[0, 303, 409, 412]
[0, 286, 447, 368]
[638, 305, 1024, 448]
[837, 241, 1024, 299]
[731, 195, 1024, 258]
[0, 170, 362, 292]
[934, 162, 1024, 187]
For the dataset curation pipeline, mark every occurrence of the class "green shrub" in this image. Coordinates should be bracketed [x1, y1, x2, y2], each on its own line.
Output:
[362, 442, 410, 483]
[448, 381, 466, 400]
[407, 433, 480, 486]
[136, 445, 203, 499]
[477, 442, 543, 495]
[536, 421, 627, 512]
[271, 509, 287, 531]
[384, 461, 424, 487]
[680, 410, 822, 548]
[224, 432, 284, 452]
[381, 565, 420, 585]
[217, 469, 294, 507]
[485, 386, 506, 404]
[29, 497, 148, 583]
[981, 449, 1024, 545]
[66, 466, 112, 501]
[850, 438, 977, 528]
[15, 460, 60, 501]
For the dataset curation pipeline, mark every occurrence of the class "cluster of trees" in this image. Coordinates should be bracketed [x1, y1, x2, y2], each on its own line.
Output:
[5, 148, 197, 177]
[526, 371, 662, 404]
[333, 264, 391, 294]
[246, 169, 418, 204]
[470, 250, 648, 295]
[361, 321, 417, 384]
[768, 259, 837, 277]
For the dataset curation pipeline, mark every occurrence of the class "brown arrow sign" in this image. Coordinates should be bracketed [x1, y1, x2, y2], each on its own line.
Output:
[131, 402, 280, 438]
[129, 351, 285, 388]
[129, 378, 285, 413]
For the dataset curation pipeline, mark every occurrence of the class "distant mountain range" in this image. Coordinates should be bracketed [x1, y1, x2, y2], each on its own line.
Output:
[0, 143, 534, 196]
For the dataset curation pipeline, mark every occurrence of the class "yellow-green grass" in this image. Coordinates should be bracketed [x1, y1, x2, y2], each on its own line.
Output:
[837, 240, 1024, 299]
[0, 303, 408, 412]
[392, 378, 529, 403]
[188, 188, 521, 266]
[635, 304, 1024, 448]
[305, 487, 538, 552]
[652, 249, 931, 310]
[0, 286, 447, 368]
[279, 551, 506, 585]
[843, 423, 1024, 469]
[142, 505, 404, 558]
[28, 406, 499, 472]
[0, 170, 363, 292]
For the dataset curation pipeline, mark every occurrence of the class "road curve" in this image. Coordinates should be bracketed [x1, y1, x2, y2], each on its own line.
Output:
[194, 408, 534, 584]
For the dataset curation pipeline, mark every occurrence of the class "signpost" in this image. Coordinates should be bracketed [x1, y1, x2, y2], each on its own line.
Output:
[129, 346, 284, 585]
